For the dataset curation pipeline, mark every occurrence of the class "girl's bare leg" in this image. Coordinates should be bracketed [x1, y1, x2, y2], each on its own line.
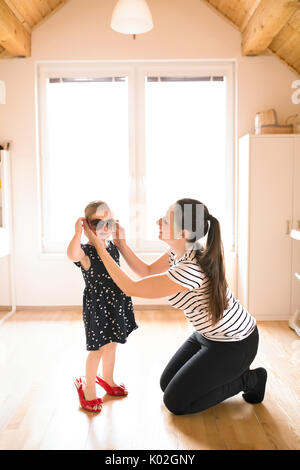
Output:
[101, 342, 119, 387]
[83, 349, 103, 410]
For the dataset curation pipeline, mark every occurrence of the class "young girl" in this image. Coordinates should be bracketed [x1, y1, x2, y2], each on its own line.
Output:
[67, 200, 138, 412]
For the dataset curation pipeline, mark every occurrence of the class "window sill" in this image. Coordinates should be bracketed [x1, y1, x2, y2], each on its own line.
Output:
[38, 248, 237, 258]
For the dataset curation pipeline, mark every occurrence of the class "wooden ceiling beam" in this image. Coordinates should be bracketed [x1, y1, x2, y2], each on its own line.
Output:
[0, 0, 31, 57]
[240, 0, 262, 31]
[3, 0, 38, 31]
[242, 0, 300, 55]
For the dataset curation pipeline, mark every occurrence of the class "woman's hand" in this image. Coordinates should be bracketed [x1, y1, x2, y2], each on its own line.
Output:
[112, 220, 126, 248]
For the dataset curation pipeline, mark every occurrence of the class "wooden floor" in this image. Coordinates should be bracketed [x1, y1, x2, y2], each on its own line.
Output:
[0, 309, 299, 450]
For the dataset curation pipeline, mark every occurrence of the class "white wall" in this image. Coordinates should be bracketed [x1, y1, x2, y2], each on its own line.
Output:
[0, 0, 298, 308]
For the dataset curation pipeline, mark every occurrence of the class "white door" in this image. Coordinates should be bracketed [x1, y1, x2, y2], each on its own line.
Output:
[291, 137, 300, 316]
[249, 137, 294, 318]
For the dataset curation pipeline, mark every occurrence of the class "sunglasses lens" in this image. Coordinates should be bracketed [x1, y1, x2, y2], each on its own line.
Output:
[89, 220, 100, 229]
[89, 219, 114, 230]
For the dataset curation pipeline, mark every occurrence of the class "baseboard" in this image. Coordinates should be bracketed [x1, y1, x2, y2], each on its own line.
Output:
[16, 305, 81, 311]
[14, 305, 178, 312]
[132, 305, 178, 311]
[4, 306, 291, 320]
[255, 315, 290, 321]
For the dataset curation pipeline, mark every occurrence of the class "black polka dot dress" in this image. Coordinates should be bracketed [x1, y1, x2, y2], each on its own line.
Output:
[74, 240, 138, 351]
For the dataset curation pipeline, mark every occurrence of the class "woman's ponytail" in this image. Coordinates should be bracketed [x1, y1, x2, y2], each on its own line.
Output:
[199, 214, 229, 325]
[175, 199, 229, 326]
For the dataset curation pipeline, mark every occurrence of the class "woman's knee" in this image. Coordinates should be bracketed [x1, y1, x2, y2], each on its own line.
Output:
[163, 389, 185, 415]
[159, 372, 169, 392]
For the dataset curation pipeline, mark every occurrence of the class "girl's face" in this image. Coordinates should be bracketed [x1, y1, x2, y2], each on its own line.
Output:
[88, 208, 115, 240]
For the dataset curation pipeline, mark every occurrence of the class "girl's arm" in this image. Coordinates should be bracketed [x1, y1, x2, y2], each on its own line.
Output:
[67, 217, 86, 261]
[84, 222, 188, 299]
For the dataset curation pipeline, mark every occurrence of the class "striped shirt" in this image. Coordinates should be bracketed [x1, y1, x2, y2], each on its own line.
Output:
[166, 245, 256, 342]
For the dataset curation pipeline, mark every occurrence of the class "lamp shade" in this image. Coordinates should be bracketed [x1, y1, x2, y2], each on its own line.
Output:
[0, 80, 5, 104]
[111, 0, 153, 35]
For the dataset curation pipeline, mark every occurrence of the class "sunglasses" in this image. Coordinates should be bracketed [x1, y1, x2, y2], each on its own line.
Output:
[88, 218, 115, 230]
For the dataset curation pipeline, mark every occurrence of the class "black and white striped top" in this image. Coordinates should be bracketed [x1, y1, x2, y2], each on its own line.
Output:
[166, 245, 256, 342]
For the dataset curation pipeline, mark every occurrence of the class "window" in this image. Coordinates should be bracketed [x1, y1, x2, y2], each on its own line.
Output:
[144, 76, 229, 248]
[37, 62, 235, 254]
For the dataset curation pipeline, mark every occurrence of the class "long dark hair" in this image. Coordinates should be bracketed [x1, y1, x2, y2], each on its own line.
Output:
[174, 198, 229, 325]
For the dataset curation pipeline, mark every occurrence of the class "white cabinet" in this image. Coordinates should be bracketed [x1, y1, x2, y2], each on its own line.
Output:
[0, 150, 11, 257]
[0, 150, 16, 324]
[237, 134, 300, 320]
[291, 137, 300, 319]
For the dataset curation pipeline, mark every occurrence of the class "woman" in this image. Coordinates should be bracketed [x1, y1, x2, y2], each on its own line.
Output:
[82, 198, 267, 415]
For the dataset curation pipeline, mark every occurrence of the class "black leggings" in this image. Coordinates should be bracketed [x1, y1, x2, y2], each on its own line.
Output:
[160, 326, 259, 415]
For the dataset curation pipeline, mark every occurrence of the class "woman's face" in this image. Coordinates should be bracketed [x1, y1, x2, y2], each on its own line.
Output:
[88, 208, 115, 240]
[156, 205, 183, 242]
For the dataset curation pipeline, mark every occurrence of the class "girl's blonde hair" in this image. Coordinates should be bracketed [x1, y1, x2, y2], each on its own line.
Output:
[84, 200, 112, 221]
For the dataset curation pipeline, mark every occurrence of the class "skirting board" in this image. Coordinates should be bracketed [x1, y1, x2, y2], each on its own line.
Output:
[0, 305, 291, 320]
[13, 305, 178, 311]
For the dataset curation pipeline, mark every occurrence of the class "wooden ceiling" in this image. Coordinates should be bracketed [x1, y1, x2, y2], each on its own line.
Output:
[0, 0, 299, 75]
[0, 0, 69, 57]
[204, 0, 300, 75]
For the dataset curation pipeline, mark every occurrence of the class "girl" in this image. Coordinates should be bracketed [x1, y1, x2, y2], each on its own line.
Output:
[83, 198, 267, 415]
[67, 200, 138, 412]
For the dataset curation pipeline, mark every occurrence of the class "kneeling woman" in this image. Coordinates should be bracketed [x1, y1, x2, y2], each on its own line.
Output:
[83, 198, 267, 415]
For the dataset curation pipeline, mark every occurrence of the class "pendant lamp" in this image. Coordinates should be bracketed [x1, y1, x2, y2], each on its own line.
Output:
[111, 0, 153, 38]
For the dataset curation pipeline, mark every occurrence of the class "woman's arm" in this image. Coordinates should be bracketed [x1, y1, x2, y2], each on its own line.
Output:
[84, 221, 188, 299]
[113, 221, 169, 277]
[97, 240, 188, 298]
[117, 241, 170, 277]
[117, 241, 150, 277]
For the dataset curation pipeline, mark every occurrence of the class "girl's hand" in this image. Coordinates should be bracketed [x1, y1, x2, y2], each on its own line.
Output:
[75, 217, 85, 236]
[82, 219, 106, 249]
[112, 220, 126, 248]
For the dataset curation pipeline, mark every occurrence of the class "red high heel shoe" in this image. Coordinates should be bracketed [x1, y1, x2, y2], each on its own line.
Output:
[95, 376, 128, 396]
[74, 377, 103, 412]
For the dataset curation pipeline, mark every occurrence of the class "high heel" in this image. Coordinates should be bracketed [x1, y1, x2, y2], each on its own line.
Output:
[95, 375, 128, 396]
[74, 377, 103, 412]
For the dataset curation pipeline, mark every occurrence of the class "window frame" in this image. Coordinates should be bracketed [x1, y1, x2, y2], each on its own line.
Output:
[136, 61, 235, 253]
[36, 60, 236, 255]
[37, 62, 136, 254]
